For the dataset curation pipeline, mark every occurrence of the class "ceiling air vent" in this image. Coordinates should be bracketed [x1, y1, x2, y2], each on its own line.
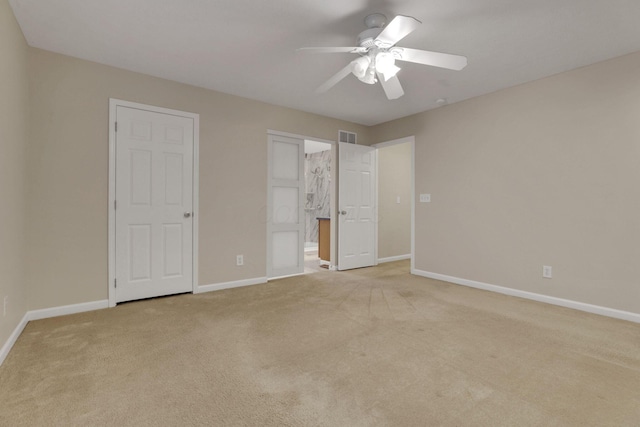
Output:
[339, 130, 357, 144]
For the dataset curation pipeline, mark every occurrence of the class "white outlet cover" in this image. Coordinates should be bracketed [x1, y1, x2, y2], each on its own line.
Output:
[543, 266, 552, 278]
[419, 194, 431, 203]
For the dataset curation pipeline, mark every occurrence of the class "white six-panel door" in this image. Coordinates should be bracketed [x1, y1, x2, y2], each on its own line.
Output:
[114, 105, 195, 303]
[338, 142, 377, 270]
[267, 133, 304, 278]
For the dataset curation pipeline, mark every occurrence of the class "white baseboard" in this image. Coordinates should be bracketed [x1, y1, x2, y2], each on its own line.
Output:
[0, 312, 29, 367]
[196, 277, 267, 294]
[412, 269, 640, 324]
[378, 254, 411, 264]
[28, 300, 109, 321]
[1, 299, 109, 367]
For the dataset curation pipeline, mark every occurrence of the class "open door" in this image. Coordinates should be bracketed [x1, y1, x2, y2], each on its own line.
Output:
[338, 142, 377, 270]
[267, 133, 305, 278]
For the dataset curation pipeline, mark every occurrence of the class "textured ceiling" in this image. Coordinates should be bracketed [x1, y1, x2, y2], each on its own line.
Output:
[9, 0, 640, 125]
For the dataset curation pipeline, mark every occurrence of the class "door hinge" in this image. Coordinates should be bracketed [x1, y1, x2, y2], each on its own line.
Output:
[114, 278, 117, 288]
[115, 121, 118, 132]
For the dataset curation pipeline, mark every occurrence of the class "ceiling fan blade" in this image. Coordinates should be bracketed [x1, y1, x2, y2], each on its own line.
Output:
[376, 71, 404, 100]
[316, 64, 353, 93]
[297, 47, 365, 54]
[375, 15, 421, 47]
[394, 48, 468, 71]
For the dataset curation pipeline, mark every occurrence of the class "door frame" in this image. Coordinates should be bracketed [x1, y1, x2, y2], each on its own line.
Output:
[266, 130, 336, 277]
[372, 136, 415, 272]
[108, 99, 200, 307]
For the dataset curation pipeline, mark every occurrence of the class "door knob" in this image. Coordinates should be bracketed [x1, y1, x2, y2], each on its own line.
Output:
[340, 210, 347, 215]
[184, 212, 192, 218]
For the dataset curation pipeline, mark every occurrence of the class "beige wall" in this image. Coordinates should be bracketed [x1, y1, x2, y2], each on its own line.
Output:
[26, 48, 371, 310]
[372, 52, 640, 314]
[0, 1, 29, 347]
[377, 142, 412, 260]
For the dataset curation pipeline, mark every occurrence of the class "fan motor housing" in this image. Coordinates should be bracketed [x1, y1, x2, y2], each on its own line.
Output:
[357, 28, 383, 48]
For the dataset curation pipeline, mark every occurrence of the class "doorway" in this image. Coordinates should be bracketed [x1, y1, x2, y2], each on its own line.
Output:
[303, 139, 332, 273]
[108, 99, 200, 306]
[373, 136, 415, 272]
[266, 131, 336, 279]
[267, 131, 414, 279]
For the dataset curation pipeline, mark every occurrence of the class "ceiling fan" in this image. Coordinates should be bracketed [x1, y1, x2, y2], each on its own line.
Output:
[298, 13, 467, 100]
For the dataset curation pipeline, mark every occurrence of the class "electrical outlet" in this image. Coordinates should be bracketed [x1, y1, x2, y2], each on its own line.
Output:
[543, 266, 552, 279]
[419, 194, 431, 203]
[3, 296, 7, 317]
[236, 255, 244, 266]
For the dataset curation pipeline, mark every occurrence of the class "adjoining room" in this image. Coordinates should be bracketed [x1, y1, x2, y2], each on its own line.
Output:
[303, 139, 332, 272]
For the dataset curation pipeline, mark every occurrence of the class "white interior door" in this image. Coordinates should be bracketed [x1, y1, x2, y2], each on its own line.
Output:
[115, 106, 194, 302]
[338, 142, 377, 270]
[267, 133, 304, 278]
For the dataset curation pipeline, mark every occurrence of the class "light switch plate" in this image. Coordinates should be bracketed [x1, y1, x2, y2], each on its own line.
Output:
[419, 194, 431, 203]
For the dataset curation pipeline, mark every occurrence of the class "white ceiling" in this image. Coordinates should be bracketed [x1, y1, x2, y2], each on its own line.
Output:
[9, 0, 640, 126]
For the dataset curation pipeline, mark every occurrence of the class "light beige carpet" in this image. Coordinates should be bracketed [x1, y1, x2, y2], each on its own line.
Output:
[1, 260, 639, 426]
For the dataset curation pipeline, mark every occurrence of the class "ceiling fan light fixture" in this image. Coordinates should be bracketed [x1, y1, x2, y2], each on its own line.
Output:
[351, 56, 371, 79]
[380, 64, 401, 81]
[375, 52, 400, 81]
[358, 67, 377, 84]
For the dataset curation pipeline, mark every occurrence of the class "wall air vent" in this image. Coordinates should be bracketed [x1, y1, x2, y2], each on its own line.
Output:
[339, 130, 357, 144]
